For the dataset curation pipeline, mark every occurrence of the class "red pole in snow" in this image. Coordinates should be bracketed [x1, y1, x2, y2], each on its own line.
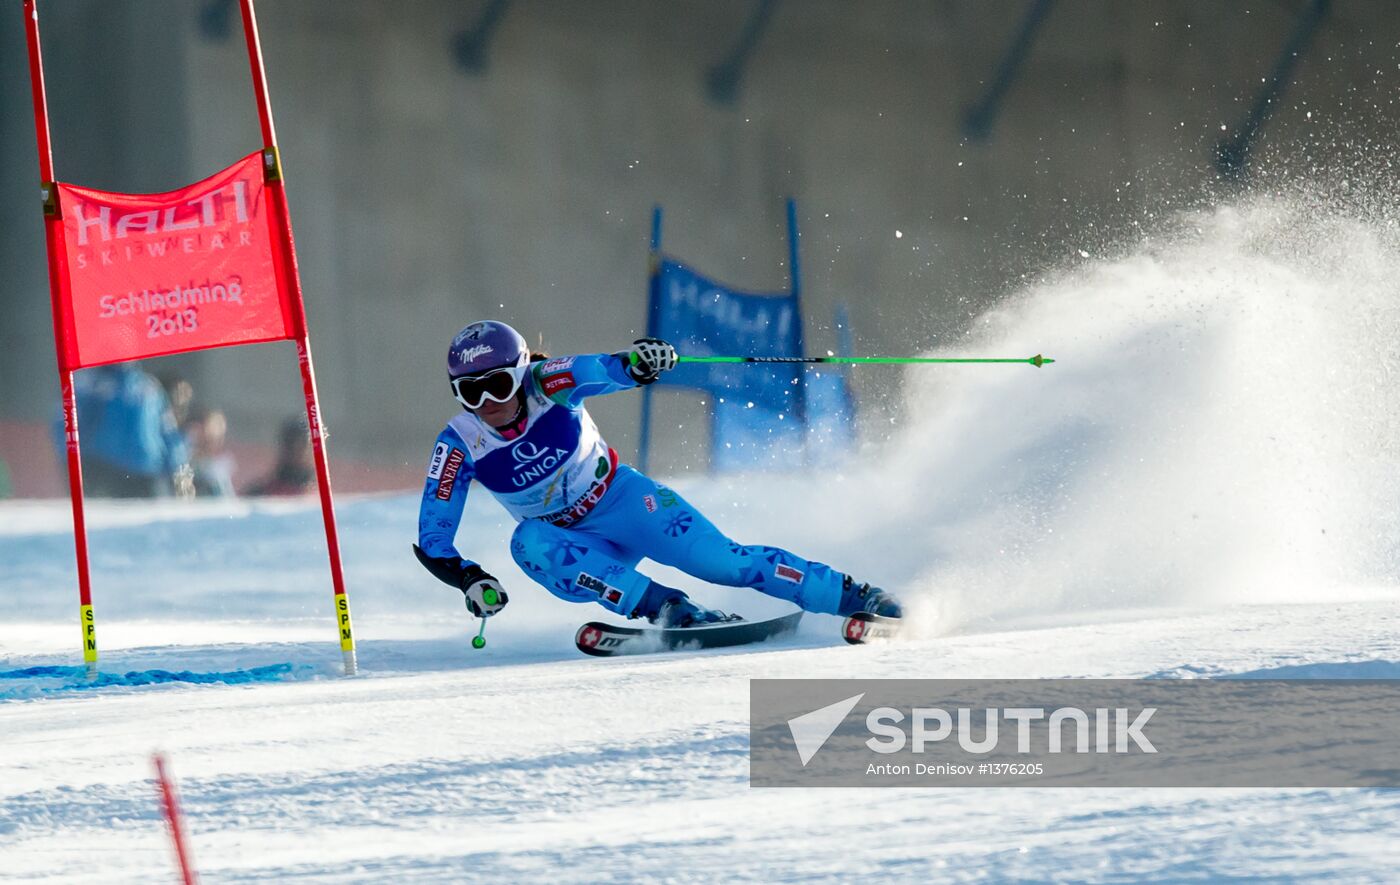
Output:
[153, 753, 198, 885]
[22, 0, 99, 678]
[238, 0, 357, 675]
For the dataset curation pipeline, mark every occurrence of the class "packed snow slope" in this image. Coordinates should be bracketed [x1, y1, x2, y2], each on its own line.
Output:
[4, 197, 1400, 882]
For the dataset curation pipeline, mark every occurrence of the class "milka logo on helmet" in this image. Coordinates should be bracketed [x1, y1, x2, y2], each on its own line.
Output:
[456, 344, 494, 363]
[510, 441, 570, 487]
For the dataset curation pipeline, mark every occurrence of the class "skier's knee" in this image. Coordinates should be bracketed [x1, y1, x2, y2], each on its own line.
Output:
[510, 519, 548, 564]
[510, 520, 593, 603]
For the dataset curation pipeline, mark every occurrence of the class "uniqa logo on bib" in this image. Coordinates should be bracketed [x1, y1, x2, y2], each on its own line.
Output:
[510, 441, 569, 487]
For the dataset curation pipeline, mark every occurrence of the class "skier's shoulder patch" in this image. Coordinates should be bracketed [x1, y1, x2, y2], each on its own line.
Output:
[434, 447, 468, 501]
[429, 425, 479, 499]
[540, 371, 577, 400]
[426, 441, 452, 479]
[539, 356, 576, 374]
[532, 357, 579, 405]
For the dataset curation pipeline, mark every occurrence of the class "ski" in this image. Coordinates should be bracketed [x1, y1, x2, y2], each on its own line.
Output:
[842, 611, 901, 644]
[575, 610, 803, 657]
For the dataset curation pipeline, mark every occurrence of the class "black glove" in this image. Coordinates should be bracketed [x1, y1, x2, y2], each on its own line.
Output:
[460, 563, 508, 618]
[621, 338, 678, 385]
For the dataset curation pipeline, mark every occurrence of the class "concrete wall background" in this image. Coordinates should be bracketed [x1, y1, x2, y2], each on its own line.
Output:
[2, 1, 1398, 487]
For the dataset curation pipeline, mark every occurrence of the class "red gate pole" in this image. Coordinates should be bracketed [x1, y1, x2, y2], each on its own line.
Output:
[152, 753, 199, 885]
[238, 0, 357, 675]
[23, 0, 99, 678]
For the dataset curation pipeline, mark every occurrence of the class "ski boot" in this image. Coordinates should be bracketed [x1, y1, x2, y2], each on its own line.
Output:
[837, 575, 903, 619]
[633, 582, 736, 628]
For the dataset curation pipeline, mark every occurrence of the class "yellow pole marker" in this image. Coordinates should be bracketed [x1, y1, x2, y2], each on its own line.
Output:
[79, 603, 97, 678]
[335, 593, 357, 676]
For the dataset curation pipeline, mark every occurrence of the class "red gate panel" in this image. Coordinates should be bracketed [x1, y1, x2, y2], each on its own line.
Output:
[55, 151, 293, 369]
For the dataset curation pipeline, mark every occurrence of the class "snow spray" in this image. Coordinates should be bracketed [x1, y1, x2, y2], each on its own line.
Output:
[856, 193, 1400, 635]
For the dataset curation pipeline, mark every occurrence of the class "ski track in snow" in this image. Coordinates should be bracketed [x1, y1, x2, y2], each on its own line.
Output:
[9, 200, 1400, 881]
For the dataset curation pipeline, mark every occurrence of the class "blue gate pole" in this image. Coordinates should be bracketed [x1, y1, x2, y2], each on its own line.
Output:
[786, 198, 810, 464]
[638, 206, 662, 474]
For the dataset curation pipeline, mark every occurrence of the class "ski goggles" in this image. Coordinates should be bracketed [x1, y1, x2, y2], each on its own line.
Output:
[451, 365, 528, 410]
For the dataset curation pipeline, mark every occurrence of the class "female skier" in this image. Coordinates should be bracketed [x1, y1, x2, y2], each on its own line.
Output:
[413, 320, 902, 628]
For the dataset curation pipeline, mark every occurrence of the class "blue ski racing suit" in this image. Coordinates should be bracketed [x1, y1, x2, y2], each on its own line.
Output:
[415, 352, 851, 619]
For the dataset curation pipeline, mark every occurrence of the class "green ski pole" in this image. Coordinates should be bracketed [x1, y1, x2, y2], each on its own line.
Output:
[471, 586, 501, 649]
[677, 354, 1054, 367]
